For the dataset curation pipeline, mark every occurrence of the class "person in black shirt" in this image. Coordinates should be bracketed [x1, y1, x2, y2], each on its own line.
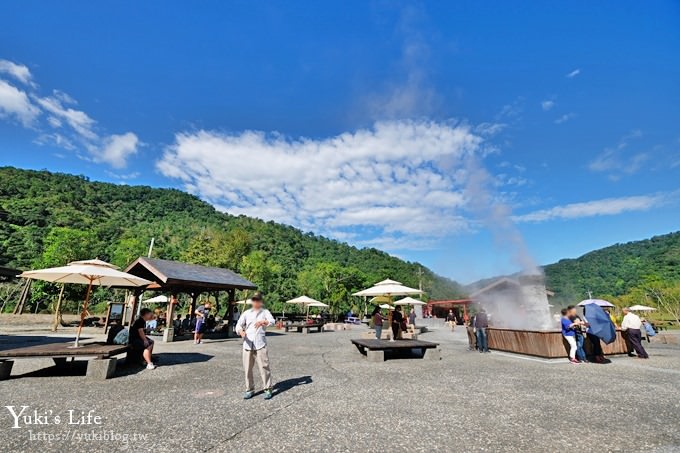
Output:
[130, 308, 156, 370]
[391, 306, 404, 341]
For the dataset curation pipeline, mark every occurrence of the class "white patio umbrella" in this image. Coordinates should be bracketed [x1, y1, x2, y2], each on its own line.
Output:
[393, 296, 427, 306]
[353, 279, 423, 298]
[286, 295, 325, 320]
[379, 304, 395, 310]
[629, 304, 656, 312]
[20, 259, 152, 347]
[142, 295, 169, 304]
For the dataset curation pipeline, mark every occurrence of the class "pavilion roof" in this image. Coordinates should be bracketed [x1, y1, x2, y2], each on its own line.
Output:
[124, 257, 256, 293]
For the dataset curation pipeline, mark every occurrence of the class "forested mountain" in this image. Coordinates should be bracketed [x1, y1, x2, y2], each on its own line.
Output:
[0, 167, 463, 313]
[468, 232, 680, 307]
[544, 232, 680, 304]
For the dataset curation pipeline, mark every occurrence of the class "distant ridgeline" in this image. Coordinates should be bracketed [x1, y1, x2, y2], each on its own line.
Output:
[0, 167, 464, 311]
[543, 231, 680, 304]
[467, 232, 680, 305]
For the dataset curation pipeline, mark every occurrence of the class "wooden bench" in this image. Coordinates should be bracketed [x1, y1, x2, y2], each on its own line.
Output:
[284, 323, 324, 334]
[351, 338, 441, 362]
[0, 342, 130, 380]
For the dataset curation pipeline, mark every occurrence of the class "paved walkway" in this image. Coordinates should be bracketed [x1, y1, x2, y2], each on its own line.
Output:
[0, 326, 678, 452]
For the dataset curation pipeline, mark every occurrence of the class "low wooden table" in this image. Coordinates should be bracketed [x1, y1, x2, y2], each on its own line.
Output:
[351, 338, 441, 362]
[284, 323, 324, 334]
[0, 342, 130, 380]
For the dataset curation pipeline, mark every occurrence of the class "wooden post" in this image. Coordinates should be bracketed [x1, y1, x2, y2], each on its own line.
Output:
[227, 288, 235, 337]
[190, 292, 198, 318]
[103, 303, 113, 334]
[13, 279, 31, 314]
[74, 280, 94, 347]
[163, 293, 178, 343]
[129, 289, 142, 325]
[51, 284, 65, 332]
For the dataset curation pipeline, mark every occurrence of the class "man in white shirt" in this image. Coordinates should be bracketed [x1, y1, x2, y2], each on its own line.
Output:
[621, 307, 649, 359]
[235, 291, 276, 399]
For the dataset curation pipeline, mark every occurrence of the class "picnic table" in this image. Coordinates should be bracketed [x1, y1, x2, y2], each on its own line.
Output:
[284, 322, 324, 334]
[0, 342, 129, 380]
[351, 338, 441, 362]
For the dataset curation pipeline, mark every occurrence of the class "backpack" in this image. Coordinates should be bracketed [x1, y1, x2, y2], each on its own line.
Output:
[113, 328, 129, 345]
[644, 322, 656, 337]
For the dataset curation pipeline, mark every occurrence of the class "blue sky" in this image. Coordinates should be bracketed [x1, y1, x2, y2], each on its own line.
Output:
[1, 1, 679, 283]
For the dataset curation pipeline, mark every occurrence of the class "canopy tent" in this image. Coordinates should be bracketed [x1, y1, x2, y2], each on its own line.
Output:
[20, 259, 152, 347]
[577, 299, 615, 308]
[629, 304, 656, 312]
[393, 296, 426, 306]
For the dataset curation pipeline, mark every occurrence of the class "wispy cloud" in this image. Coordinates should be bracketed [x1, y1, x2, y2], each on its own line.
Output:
[365, 5, 436, 119]
[554, 113, 576, 124]
[541, 100, 555, 111]
[514, 193, 670, 223]
[0, 58, 140, 168]
[157, 120, 484, 249]
[589, 130, 648, 179]
[0, 60, 35, 86]
[566, 68, 581, 78]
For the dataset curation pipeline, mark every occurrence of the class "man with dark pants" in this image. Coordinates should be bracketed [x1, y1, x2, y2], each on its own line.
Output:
[621, 307, 649, 359]
[391, 306, 404, 341]
[474, 309, 489, 353]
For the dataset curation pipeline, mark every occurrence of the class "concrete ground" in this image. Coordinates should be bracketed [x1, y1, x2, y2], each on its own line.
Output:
[0, 324, 678, 452]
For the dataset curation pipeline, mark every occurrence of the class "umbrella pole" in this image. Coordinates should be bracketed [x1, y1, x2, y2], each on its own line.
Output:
[74, 280, 94, 348]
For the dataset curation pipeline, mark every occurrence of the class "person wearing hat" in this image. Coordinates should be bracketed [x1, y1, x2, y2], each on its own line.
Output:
[235, 291, 275, 400]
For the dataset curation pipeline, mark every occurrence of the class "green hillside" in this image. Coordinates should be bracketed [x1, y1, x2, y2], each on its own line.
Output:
[544, 231, 680, 304]
[0, 167, 463, 313]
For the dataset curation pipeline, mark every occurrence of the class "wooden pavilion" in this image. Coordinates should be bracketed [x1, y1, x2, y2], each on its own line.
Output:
[124, 257, 257, 341]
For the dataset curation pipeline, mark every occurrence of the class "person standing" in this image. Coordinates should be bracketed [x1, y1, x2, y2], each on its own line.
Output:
[561, 308, 579, 364]
[372, 306, 384, 340]
[474, 309, 489, 353]
[621, 308, 649, 359]
[446, 310, 457, 331]
[567, 306, 588, 363]
[194, 301, 211, 344]
[408, 308, 417, 328]
[391, 306, 404, 341]
[236, 292, 275, 400]
[465, 317, 477, 351]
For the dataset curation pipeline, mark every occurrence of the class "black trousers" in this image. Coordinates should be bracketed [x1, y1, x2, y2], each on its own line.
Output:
[626, 329, 648, 358]
[392, 323, 400, 340]
[588, 334, 603, 357]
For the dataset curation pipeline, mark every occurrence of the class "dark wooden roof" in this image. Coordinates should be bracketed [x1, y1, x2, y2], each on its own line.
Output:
[0, 265, 21, 281]
[124, 257, 256, 292]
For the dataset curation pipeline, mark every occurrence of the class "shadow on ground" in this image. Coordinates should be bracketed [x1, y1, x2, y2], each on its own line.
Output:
[9, 352, 214, 380]
[0, 335, 86, 351]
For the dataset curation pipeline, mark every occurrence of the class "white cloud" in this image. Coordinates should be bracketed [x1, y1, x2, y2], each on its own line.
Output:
[589, 130, 647, 177]
[554, 113, 576, 124]
[541, 100, 555, 111]
[36, 95, 98, 140]
[95, 132, 140, 168]
[0, 80, 40, 126]
[157, 120, 484, 248]
[514, 193, 669, 223]
[0, 59, 140, 168]
[566, 68, 581, 78]
[0, 60, 34, 86]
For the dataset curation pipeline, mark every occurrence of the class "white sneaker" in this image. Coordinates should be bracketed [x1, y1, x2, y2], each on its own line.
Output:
[146, 363, 156, 370]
